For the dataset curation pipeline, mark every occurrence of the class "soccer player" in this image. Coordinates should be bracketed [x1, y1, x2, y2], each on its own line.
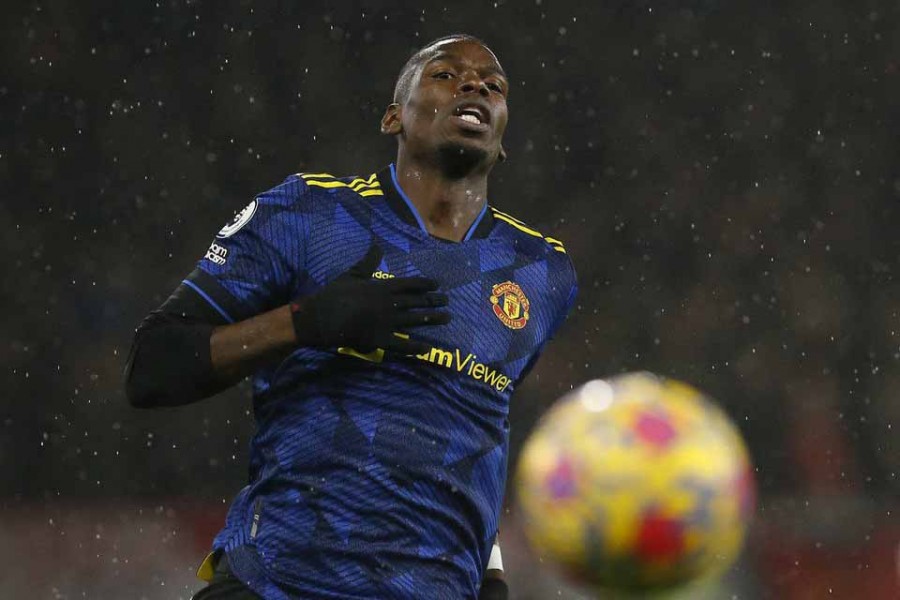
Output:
[125, 34, 577, 599]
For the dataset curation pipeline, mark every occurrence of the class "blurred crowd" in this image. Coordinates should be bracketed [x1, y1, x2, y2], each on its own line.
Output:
[2, 0, 898, 596]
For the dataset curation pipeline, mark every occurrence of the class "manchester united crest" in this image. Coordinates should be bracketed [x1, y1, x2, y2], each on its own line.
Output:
[490, 281, 530, 330]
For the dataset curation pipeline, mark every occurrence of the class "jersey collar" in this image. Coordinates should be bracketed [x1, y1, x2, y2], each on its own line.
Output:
[376, 164, 495, 241]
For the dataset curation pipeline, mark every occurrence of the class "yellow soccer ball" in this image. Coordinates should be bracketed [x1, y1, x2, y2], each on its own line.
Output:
[515, 373, 755, 593]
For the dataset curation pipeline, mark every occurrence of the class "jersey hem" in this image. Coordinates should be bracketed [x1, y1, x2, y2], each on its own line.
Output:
[222, 544, 290, 600]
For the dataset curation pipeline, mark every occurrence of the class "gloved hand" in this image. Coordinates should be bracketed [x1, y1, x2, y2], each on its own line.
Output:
[289, 245, 450, 355]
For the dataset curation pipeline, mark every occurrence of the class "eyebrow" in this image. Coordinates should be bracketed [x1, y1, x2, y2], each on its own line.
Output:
[425, 52, 507, 79]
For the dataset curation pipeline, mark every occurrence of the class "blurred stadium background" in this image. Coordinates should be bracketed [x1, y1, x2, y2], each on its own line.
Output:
[3, 0, 899, 598]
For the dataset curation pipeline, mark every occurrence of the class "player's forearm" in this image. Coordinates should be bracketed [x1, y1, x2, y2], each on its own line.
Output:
[126, 305, 297, 408]
[126, 316, 220, 408]
[209, 304, 297, 384]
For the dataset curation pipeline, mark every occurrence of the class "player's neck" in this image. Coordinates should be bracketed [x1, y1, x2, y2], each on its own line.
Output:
[393, 156, 489, 242]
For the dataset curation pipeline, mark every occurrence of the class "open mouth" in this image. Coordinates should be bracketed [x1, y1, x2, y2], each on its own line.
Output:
[452, 104, 490, 131]
[458, 110, 483, 125]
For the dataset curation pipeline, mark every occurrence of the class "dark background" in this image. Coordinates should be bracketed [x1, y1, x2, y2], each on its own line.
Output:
[2, 1, 898, 598]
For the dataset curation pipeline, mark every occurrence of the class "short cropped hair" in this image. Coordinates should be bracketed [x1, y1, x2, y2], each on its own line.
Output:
[392, 34, 496, 104]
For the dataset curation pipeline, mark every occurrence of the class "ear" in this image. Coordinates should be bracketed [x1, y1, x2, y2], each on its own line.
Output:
[380, 103, 402, 135]
[499, 146, 508, 163]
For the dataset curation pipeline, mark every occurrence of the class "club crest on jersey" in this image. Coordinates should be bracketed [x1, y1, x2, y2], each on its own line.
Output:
[490, 281, 530, 330]
[217, 200, 258, 238]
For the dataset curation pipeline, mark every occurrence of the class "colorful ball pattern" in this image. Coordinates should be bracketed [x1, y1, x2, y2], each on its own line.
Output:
[515, 372, 756, 593]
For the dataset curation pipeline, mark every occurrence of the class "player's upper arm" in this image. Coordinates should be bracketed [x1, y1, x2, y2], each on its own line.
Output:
[125, 175, 310, 407]
[192, 174, 311, 321]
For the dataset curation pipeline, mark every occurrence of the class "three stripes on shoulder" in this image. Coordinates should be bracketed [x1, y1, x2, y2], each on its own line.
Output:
[297, 172, 565, 254]
[299, 172, 383, 197]
[490, 208, 567, 253]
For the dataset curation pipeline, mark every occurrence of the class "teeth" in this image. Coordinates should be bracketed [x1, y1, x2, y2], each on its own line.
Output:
[460, 113, 481, 124]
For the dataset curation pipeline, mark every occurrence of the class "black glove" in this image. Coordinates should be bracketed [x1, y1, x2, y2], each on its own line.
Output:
[289, 245, 450, 355]
[478, 577, 508, 600]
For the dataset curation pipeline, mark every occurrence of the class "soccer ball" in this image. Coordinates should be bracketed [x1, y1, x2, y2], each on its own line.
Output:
[515, 372, 755, 594]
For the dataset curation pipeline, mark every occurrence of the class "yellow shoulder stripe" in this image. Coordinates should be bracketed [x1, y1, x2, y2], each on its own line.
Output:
[491, 208, 567, 253]
[303, 179, 348, 189]
[491, 208, 528, 226]
[350, 174, 379, 191]
[492, 211, 542, 237]
[297, 172, 383, 197]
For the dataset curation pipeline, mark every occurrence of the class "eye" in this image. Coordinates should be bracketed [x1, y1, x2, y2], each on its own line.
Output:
[433, 71, 454, 80]
[487, 81, 504, 93]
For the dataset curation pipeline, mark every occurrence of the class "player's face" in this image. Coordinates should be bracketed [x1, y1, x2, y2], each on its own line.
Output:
[392, 40, 509, 168]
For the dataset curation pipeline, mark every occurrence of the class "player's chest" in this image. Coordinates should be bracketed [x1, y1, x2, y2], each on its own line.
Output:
[305, 233, 557, 377]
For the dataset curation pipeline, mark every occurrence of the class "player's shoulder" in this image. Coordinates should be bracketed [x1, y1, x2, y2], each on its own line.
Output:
[490, 207, 577, 306]
[252, 169, 383, 210]
[292, 170, 384, 201]
[490, 206, 571, 261]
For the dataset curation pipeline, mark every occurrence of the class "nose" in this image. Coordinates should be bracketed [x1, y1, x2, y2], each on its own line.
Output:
[459, 76, 489, 97]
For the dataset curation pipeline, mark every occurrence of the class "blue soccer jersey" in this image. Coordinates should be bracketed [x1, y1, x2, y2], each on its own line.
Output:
[187, 164, 577, 599]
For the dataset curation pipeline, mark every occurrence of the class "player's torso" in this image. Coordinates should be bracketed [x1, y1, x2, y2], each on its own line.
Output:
[304, 215, 542, 394]
[265, 169, 566, 411]
[220, 169, 574, 598]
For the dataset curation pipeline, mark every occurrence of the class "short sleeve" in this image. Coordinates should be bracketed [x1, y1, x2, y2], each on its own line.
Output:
[187, 175, 309, 322]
